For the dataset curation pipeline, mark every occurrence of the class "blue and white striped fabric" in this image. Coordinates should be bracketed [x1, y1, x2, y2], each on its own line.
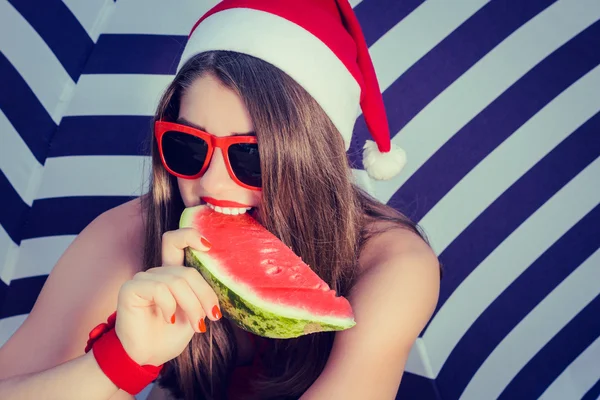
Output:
[1, 1, 599, 399]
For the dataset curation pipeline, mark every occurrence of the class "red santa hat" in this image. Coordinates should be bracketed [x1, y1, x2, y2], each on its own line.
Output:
[177, 0, 407, 180]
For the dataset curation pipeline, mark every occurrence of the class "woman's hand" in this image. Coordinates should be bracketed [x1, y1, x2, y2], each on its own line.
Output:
[113, 228, 220, 367]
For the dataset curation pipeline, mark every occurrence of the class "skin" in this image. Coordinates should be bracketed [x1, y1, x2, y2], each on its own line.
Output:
[176, 74, 262, 211]
[0, 73, 440, 400]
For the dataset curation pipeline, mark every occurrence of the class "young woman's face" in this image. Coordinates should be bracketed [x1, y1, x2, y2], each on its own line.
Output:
[176, 74, 262, 214]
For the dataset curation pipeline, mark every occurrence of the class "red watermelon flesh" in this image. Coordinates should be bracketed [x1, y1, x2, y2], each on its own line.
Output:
[180, 205, 356, 338]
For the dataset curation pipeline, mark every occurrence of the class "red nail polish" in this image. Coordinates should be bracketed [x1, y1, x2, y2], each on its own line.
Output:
[212, 305, 222, 320]
[199, 318, 207, 333]
[200, 236, 212, 250]
[171, 314, 176, 324]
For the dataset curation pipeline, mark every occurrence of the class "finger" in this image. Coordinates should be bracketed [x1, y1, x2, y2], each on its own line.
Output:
[120, 276, 177, 324]
[161, 228, 211, 267]
[136, 271, 207, 332]
[180, 267, 221, 322]
[148, 266, 221, 322]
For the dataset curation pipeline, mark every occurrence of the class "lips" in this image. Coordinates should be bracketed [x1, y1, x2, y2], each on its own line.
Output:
[200, 197, 253, 208]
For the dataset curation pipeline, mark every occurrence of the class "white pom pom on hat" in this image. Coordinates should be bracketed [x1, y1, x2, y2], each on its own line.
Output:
[363, 140, 407, 180]
[178, 0, 407, 180]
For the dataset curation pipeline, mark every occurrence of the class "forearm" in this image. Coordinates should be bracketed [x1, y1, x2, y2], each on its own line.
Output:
[0, 351, 121, 400]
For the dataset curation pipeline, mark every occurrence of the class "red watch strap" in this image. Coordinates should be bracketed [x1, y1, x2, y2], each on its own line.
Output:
[92, 329, 162, 395]
[85, 311, 117, 353]
[86, 312, 163, 395]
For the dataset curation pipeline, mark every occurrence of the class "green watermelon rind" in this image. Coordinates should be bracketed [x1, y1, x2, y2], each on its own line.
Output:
[185, 249, 353, 338]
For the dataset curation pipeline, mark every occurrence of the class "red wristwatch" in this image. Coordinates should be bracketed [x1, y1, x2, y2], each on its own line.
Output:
[85, 312, 163, 395]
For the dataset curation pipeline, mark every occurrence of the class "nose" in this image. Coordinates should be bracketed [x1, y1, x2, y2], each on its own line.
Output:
[199, 148, 231, 191]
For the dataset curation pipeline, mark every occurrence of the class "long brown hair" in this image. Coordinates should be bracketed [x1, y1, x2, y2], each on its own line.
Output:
[140, 51, 435, 399]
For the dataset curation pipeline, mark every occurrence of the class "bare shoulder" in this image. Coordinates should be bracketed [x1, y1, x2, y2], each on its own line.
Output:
[352, 219, 440, 345]
[358, 219, 438, 273]
[304, 223, 440, 398]
[88, 197, 146, 253]
[350, 222, 441, 332]
[0, 197, 145, 379]
[356, 219, 440, 304]
[59, 196, 146, 277]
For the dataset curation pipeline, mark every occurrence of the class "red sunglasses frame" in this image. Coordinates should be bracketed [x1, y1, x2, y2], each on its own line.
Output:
[154, 120, 261, 191]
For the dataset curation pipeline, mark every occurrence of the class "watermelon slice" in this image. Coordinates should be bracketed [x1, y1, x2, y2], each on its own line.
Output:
[180, 205, 356, 338]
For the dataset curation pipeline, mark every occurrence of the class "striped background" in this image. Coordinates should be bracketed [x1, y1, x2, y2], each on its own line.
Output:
[1, 0, 599, 399]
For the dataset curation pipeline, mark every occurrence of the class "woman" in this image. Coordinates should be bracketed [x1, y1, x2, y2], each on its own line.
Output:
[0, 1, 440, 399]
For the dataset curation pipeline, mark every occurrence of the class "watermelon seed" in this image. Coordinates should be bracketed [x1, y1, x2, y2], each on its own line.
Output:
[266, 266, 283, 275]
[260, 248, 277, 254]
[290, 273, 301, 280]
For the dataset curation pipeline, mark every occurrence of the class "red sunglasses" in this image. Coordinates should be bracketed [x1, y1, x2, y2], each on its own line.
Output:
[154, 121, 261, 191]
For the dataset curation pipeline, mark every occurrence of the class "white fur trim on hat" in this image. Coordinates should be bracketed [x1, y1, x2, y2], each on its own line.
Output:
[178, 8, 361, 151]
[362, 140, 407, 180]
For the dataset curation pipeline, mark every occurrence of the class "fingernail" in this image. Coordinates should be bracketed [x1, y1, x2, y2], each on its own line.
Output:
[200, 236, 212, 250]
[171, 314, 176, 324]
[198, 318, 207, 333]
[212, 305, 222, 320]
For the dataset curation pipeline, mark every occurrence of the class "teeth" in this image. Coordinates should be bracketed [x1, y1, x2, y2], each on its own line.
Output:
[206, 203, 251, 215]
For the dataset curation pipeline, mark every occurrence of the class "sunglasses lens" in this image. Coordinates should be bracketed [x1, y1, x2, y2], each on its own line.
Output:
[162, 131, 208, 176]
[228, 143, 261, 188]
